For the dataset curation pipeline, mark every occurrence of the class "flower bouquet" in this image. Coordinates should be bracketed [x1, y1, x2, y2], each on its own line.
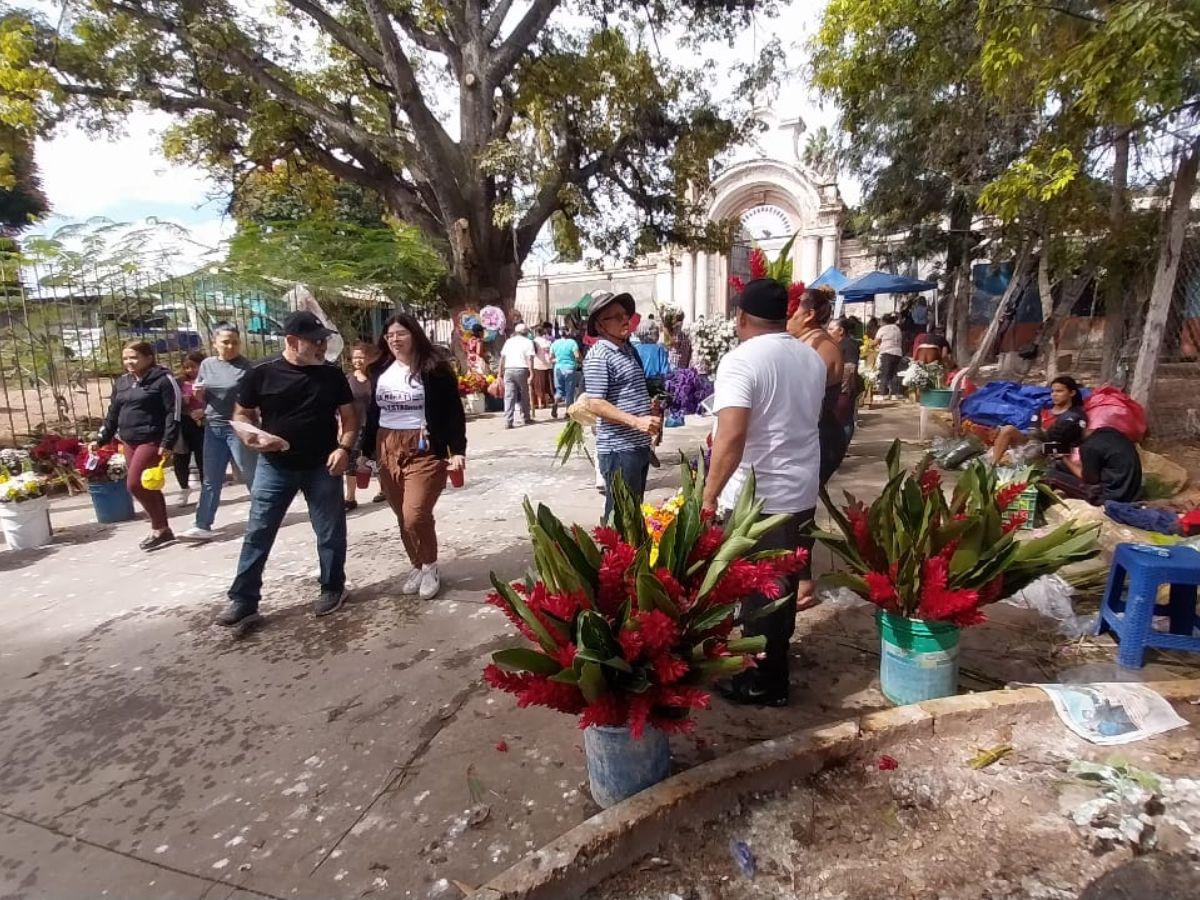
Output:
[0, 448, 31, 478]
[900, 360, 946, 393]
[0, 470, 53, 549]
[687, 316, 738, 374]
[30, 434, 86, 493]
[664, 368, 714, 417]
[0, 471, 46, 503]
[458, 372, 488, 398]
[814, 441, 1098, 703]
[485, 459, 807, 804]
[74, 444, 128, 484]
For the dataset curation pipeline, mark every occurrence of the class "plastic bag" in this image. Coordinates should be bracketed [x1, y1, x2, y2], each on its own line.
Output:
[931, 435, 985, 469]
[140, 459, 167, 492]
[486, 377, 504, 399]
[1083, 386, 1146, 443]
[1003, 574, 1092, 637]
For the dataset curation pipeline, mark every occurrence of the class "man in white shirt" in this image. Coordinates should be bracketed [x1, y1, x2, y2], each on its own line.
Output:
[499, 322, 535, 427]
[702, 278, 825, 707]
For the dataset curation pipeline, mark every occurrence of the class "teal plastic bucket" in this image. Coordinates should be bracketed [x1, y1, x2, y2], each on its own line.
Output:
[919, 388, 953, 409]
[877, 611, 961, 705]
[88, 480, 135, 524]
[583, 724, 670, 808]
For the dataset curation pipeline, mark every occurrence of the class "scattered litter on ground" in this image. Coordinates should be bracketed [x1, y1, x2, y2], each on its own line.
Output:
[729, 839, 755, 879]
[968, 744, 1013, 769]
[1036, 682, 1190, 744]
[877, 754, 899, 771]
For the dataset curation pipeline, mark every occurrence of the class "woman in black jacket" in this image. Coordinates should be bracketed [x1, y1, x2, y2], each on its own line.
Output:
[362, 313, 467, 600]
[92, 341, 182, 550]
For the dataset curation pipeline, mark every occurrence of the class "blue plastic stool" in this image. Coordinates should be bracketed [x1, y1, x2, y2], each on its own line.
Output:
[1096, 543, 1200, 668]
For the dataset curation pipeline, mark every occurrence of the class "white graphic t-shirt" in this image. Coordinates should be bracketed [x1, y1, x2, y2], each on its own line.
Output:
[376, 360, 426, 431]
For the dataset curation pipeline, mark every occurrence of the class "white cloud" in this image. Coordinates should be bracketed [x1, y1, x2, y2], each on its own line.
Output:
[36, 109, 224, 220]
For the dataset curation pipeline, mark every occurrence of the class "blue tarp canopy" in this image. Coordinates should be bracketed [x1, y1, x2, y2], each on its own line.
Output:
[809, 266, 848, 293]
[840, 270, 938, 302]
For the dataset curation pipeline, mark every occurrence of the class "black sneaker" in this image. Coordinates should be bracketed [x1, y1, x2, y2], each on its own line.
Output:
[713, 675, 789, 708]
[373, 492, 386, 503]
[139, 530, 176, 552]
[314, 588, 347, 617]
[216, 602, 259, 627]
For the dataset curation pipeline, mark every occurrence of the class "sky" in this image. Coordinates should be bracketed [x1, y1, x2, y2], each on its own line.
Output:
[31, 0, 843, 272]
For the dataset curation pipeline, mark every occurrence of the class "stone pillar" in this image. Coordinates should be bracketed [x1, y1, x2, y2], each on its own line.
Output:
[715, 254, 729, 317]
[790, 236, 805, 285]
[694, 251, 709, 320]
[679, 251, 696, 323]
[820, 234, 838, 273]
[802, 236, 820, 284]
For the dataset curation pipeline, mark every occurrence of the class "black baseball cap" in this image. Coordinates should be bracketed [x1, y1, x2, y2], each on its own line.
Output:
[737, 278, 789, 321]
[283, 310, 335, 341]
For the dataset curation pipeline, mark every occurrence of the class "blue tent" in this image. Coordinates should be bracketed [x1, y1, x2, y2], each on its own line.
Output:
[840, 270, 938, 302]
[809, 266, 848, 293]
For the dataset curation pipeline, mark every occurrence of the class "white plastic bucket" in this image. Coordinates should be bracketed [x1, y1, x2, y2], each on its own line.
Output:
[0, 496, 52, 550]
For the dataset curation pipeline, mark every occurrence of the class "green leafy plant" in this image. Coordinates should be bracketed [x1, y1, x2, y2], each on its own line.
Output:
[814, 440, 1099, 625]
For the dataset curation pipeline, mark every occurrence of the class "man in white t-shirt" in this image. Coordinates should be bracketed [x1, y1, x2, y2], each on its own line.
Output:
[499, 322, 535, 427]
[702, 278, 825, 707]
[875, 313, 904, 399]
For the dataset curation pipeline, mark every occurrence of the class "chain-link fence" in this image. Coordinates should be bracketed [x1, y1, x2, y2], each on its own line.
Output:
[1144, 234, 1200, 443]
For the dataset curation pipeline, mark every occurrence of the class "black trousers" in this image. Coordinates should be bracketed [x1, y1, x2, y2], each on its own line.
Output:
[878, 353, 903, 395]
[174, 416, 205, 489]
[737, 509, 816, 689]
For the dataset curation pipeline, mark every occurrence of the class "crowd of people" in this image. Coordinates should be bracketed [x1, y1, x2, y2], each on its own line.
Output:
[87, 284, 1139, 649]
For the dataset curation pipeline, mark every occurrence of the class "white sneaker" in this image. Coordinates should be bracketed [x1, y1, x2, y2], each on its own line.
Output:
[178, 526, 215, 542]
[179, 488, 192, 507]
[418, 564, 441, 601]
[402, 567, 423, 595]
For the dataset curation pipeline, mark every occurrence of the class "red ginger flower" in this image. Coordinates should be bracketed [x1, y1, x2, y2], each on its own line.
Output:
[593, 526, 622, 550]
[484, 663, 532, 694]
[513, 676, 584, 714]
[553, 643, 578, 667]
[919, 467, 941, 498]
[917, 555, 980, 623]
[597, 542, 637, 615]
[865, 571, 898, 610]
[749, 248, 768, 279]
[995, 482, 1028, 510]
[634, 609, 679, 655]
[655, 685, 711, 711]
[689, 525, 726, 565]
[786, 282, 805, 319]
[628, 695, 655, 738]
[486, 592, 542, 645]
[540, 589, 584, 621]
[729, 275, 746, 294]
[579, 694, 626, 729]
[1001, 512, 1028, 534]
[618, 626, 645, 662]
[652, 653, 691, 685]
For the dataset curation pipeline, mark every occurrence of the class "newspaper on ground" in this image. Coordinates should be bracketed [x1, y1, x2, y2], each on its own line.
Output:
[1035, 682, 1189, 745]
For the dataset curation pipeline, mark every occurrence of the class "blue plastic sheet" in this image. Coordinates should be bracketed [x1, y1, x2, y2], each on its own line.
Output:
[960, 381, 1051, 430]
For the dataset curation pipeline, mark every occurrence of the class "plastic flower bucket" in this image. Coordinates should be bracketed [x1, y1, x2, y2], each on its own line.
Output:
[0, 496, 52, 550]
[919, 388, 954, 409]
[88, 480, 136, 524]
[876, 611, 961, 705]
[584, 724, 670, 808]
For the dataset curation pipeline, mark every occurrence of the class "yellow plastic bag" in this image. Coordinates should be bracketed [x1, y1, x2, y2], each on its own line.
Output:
[140, 459, 167, 492]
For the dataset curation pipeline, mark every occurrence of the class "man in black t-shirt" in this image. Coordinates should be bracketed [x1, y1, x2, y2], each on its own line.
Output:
[218, 311, 358, 626]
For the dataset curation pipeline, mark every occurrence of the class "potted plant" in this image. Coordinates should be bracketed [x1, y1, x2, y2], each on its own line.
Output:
[458, 372, 488, 415]
[0, 468, 53, 550]
[484, 459, 806, 807]
[75, 444, 134, 523]
[29, 434, 86, 495]
[814, 441, 1099, 705]
[902, 361, 951, 408]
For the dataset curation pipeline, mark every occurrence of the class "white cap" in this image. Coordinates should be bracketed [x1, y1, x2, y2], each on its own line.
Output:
[514, 323, 529, 334]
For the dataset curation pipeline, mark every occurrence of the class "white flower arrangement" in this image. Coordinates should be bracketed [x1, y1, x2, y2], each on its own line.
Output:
[687, 315, 738, 373]
[0, 472, 46, 503]
[900, 361, 946, 392]
[0, 448, 31, 477]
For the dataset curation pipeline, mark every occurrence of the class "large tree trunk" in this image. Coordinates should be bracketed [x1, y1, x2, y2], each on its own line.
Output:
[1036, 249, 1058, 378]
[945, 192, 974, 362]
[1037, 265, 1093, 381]
[1129, 138, 1200, 408]
[1099, 130, 1131, 384]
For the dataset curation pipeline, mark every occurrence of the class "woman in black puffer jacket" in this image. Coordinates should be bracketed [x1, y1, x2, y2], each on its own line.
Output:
[93, 341, 182, 550]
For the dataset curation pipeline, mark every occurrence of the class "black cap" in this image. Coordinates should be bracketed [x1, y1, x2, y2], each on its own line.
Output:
[737, 278, 789, 321]
[283, 310, 335, 341]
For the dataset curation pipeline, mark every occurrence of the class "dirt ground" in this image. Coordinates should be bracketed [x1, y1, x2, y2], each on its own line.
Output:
[590, 703, 1200, 900]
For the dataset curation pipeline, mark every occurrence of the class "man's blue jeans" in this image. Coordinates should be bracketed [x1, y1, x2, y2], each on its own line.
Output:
[554, 368, 579, 405]
[228, 454, 346, 611]
[599, 446, 652, 522]
[196, 423, 259, 530]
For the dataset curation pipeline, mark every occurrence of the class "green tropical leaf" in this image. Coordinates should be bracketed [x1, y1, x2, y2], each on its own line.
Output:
[490, 573, 558, 652]
[725, 636, 767, 654]
[492, 648, 563, 675]
[688, 602, 736, 635]
[578, 662, 607, 703]
[572, 524, 603, 569]
[577, 609, 620, 657]
[636, 566, 678, 616]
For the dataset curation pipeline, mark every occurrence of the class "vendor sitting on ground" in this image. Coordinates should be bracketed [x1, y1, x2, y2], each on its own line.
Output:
[1045, 426, 1143, 505]
[987, 375, 1087, 465]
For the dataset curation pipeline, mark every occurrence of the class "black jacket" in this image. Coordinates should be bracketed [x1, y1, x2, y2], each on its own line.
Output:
[97, 364, 181, 449]
[361, 363, 467, 461]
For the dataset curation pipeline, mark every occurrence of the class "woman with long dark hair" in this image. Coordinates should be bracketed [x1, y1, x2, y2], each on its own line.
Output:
[91, 340, 182, 550]
[361, 313, 467, 600]
[987, 374, 1087, 465]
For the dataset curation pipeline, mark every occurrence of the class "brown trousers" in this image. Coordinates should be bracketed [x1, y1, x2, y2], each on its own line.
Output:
[376, 428, 447, 567]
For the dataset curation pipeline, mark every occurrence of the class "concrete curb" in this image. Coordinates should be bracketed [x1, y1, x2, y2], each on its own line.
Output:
[468, 680, 1200, 900]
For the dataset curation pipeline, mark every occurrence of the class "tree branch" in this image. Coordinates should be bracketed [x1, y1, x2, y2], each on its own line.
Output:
[279, 0, 389, 75]
[488, 0, 558, 85]
[57, 82, 250, 121]
[483, 0, 518, 42]
[390, 5, 462, 71]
